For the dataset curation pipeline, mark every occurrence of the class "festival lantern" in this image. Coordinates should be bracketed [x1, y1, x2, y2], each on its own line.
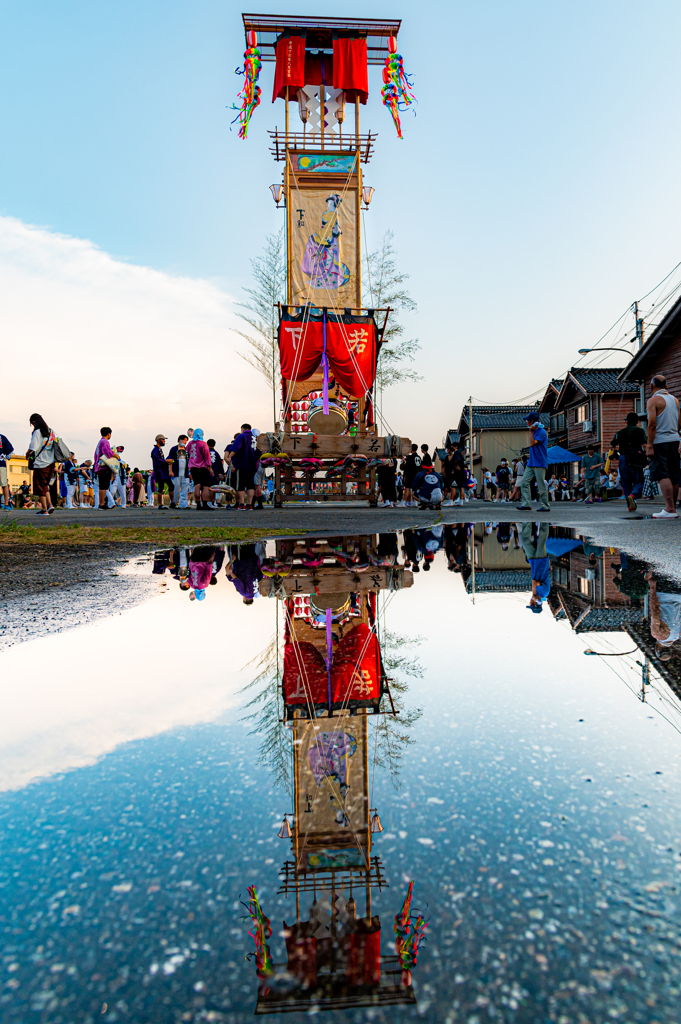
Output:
[381, 35, 416, 139]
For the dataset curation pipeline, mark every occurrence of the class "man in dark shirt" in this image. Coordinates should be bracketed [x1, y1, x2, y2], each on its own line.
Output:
[226, 424, 260, 509]
[495, 459, 511, 502]
[206, 439, 224, 509]
[151, 435, 175, 510]
[611, 412, 648, 511]
[441, 445, 459, 505]
[401, 444, 422, 506]
[0, 432, 14, 509]
[420, 444, 433, 468]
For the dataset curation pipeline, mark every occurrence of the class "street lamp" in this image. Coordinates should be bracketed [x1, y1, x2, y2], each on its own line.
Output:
[583, 649, 638, 656]
[577, 347, 635, 355]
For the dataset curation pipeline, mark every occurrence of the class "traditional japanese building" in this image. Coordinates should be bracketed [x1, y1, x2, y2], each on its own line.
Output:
[551, 368, 640, 466]
[619, 293, 681, 403]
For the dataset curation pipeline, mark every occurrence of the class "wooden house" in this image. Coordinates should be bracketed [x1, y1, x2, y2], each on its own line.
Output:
[456, 404, 549, 488]
[620, 293, 681, 404]
[551, 368, 640, 470]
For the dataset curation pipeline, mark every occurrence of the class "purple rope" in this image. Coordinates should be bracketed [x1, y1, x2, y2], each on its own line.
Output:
[326, 606, 333, 708]
[322, 311, 329, 416]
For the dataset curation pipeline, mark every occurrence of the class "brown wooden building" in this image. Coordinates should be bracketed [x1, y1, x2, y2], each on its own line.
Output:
[537, 378, 567, 447]
[551, 368, 640, 463]
[620, 293, 681, 402]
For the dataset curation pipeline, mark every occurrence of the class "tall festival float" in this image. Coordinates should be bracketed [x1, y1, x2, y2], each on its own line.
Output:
[232, 14, 416, 506]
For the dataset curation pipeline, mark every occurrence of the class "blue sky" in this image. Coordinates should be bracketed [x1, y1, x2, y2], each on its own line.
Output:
[2, 0, 681, 459]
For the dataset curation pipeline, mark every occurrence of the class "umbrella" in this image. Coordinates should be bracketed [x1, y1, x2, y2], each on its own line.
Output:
[547, 445, 580, 463]
[545, 537, 582, 557]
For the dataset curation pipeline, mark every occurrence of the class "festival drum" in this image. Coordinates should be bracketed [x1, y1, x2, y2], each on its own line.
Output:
[307, 399, 348, 435]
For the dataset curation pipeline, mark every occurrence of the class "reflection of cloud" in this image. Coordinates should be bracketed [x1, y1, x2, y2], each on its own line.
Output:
[0, 580, 269, 792]
[0, 215, 269, 468]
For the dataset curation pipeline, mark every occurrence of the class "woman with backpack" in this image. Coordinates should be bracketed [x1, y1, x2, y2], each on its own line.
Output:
[25, 413, 56, 515]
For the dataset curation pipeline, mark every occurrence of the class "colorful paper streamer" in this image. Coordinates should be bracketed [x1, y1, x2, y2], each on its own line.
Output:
[231, 41, 262, 140]
[381, 36, 416, 139]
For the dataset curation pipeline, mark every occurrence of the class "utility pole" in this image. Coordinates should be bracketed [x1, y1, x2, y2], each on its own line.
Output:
[634, 301, 646, 418]
[468, 396, 474, 485]
[639, 656, 650, 702]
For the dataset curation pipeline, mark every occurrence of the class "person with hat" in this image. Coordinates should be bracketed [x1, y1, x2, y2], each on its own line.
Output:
[517, 412, 550, 512]
[151, 434, 175, 510]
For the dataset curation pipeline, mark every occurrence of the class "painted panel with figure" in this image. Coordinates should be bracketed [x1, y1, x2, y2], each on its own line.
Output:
[289, 188, 358, 307]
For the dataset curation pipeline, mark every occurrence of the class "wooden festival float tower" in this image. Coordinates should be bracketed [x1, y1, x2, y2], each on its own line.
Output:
[232, 15, 416, 506]
[241, 537, 428, 1013]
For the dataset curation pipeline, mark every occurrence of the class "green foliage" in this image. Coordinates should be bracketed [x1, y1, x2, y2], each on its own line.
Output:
[364, 230, 422, 393]
[235, 229, 286, 424]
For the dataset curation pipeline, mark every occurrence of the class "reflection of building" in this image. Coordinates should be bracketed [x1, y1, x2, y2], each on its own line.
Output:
[248, 535, 423, 1013]
[547, 535, 646, 633]
[466, 522, 531, 594]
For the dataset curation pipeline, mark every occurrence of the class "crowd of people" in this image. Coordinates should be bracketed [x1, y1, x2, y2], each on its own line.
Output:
[0, 418, 269, 513]
[2, 376, 680, 516]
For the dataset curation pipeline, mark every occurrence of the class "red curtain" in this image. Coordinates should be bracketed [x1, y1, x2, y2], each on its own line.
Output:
[331, 623, 380, 703]
[283, 625, 380, 707]
[272, 35, 306, 101]
[333, 38, 369, 104]
[304, 52, 334, 86]
[278, 319, 377, 397]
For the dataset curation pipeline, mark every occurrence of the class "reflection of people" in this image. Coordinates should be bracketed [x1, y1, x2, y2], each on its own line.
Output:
[648, 574, 681, 660]
[301, 194, 351, 289]
[520, 522, 550, 612]
[225, 543, 263, 604]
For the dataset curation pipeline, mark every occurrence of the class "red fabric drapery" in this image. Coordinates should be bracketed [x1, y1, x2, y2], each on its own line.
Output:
[283, 623, 380, 706]
[333, 38, 369, 104]
[304, 52, 334, 86]
[278, 318, 377, 398]
[272, 35, 306, 101]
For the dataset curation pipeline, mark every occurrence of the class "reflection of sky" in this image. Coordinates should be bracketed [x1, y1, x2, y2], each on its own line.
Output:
[2, 541, 681, 1021]
[0, 568, 271, 791]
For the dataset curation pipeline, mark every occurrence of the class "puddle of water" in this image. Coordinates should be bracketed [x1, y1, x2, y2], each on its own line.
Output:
[1, 526, 681, 1022]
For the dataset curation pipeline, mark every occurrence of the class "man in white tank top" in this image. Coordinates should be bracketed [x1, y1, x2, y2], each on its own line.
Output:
[646, 373, 681, 518]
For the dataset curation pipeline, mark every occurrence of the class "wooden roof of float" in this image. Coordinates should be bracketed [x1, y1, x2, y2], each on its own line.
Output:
[242, 13, 402, 63]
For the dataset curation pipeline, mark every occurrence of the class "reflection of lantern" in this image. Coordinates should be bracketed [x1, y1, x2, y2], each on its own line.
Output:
[277, 814, 293, 839]
[370, 808, 384, 833]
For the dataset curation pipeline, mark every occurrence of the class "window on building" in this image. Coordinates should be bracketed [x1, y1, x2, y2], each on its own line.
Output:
[578, 576, 592, 597]
[575, 404, 589, 423]
[551, 412, 565, 433]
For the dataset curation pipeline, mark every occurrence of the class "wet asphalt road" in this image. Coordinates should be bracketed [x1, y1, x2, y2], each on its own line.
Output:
[3, 495, 675, 535]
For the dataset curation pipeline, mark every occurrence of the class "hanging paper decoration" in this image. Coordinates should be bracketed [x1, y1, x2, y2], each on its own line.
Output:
[381, 36, 416, 139]
[230, 31, 262, 139]
[394, 881, 428, 969]
[242, 885, 274, 979]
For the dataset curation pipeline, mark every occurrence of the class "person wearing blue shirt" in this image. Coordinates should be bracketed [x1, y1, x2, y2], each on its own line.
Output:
[520, 522, 551, 613]
[517, 412, 550, 511]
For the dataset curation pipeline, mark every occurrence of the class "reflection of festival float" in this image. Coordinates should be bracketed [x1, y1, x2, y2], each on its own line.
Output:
[232, 13, 416, 505]
[242, 535, 427, 1013]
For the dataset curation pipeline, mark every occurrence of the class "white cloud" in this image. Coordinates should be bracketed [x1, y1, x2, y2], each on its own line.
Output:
[0, 216, 270, 467]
